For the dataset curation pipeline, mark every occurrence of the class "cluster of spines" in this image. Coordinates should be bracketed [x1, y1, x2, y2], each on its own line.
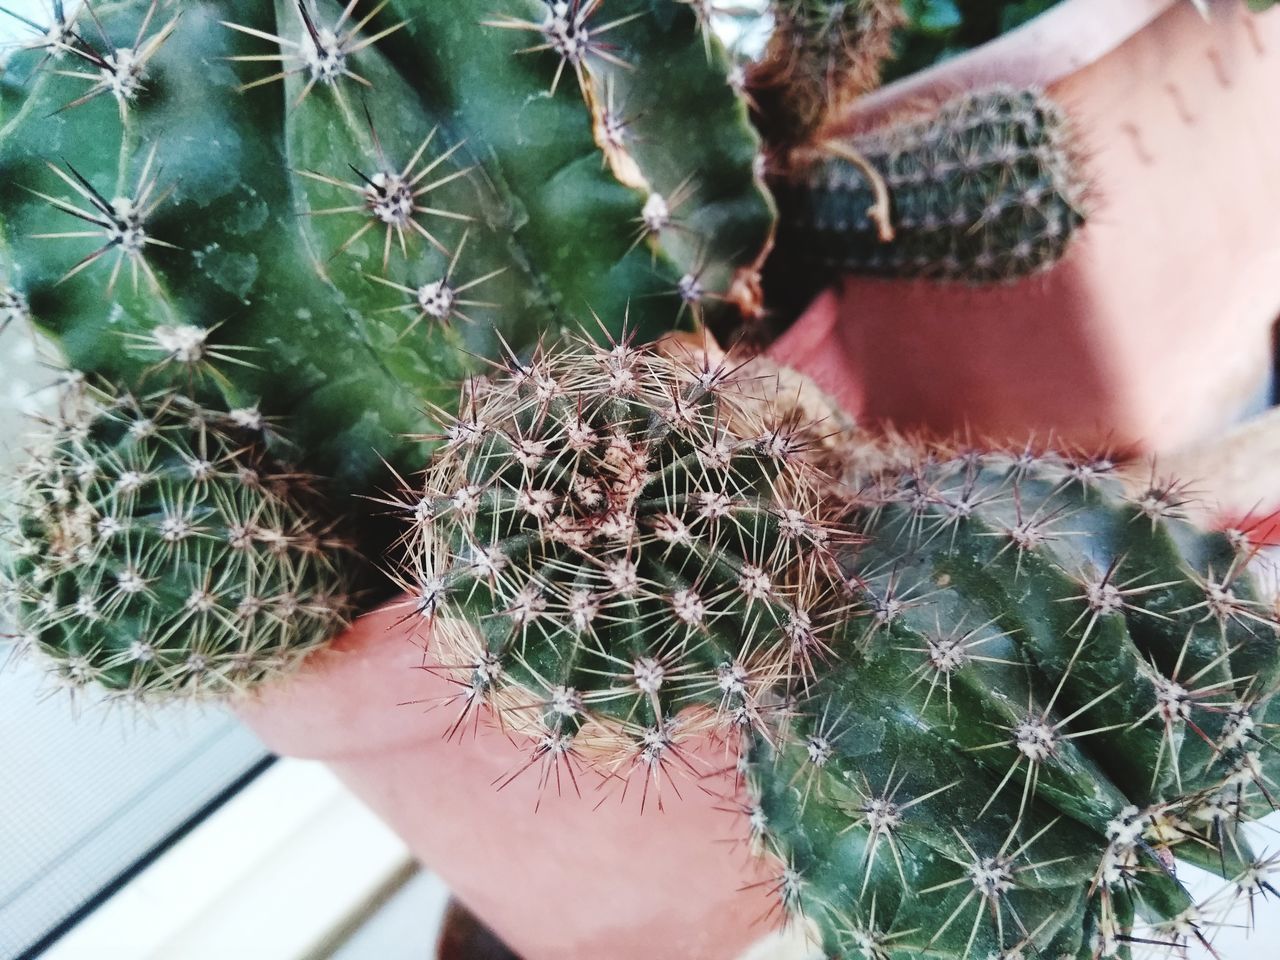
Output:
[0, 386, 353, 703]
[745, 0, 903, 151]
[744, 445, 1280, 959]
[388, 334, 852, 805]
[772, 86, 1088, 286]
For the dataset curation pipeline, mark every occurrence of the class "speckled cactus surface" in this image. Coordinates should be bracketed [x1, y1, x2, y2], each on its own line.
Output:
[770, 86, 1087, 292]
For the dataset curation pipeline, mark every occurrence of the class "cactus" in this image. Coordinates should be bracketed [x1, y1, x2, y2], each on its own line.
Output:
[744, 0, 903, 151]
[398, 336, 1280, 955]
[390, 333, 848, 794]
[753, 445, 1280, 958]
[0, 385, 353, 702]
[768, 86, 1088, 294]
[0, 0, 774, 504]
[0, 0, 777, 693]
[1, 6, 1275, 950]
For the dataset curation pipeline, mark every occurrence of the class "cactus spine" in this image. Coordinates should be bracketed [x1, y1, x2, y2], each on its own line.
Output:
[754, 445, 1280, 958]
[1, 387, 353, 702]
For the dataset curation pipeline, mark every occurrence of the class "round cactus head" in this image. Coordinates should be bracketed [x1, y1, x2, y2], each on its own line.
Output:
[1, 387, 354, 704]
[392, 334, 851, 798]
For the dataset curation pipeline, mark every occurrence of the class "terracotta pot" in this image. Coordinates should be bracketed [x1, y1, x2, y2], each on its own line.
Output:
[772, 0, 1280, 455]
[236, 603, 775, 960]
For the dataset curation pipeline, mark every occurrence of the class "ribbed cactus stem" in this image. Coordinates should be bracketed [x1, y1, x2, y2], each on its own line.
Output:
[772, 87, 1088, 285]
[750, 444, 1280, 958]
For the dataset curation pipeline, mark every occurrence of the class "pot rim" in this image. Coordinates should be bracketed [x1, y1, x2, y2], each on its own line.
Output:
[827, 0, 1179, 133]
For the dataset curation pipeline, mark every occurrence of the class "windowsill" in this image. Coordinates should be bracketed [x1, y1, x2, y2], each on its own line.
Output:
[41, 760, 448, 960]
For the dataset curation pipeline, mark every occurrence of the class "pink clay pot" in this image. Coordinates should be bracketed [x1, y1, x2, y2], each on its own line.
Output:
[773, 0, 1280, 454]
[236, 603, 775, 960]
[1152, 404, 1280, 546]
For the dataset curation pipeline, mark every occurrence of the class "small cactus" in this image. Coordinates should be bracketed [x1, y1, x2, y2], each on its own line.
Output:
[392, 334, 848, 794]
[769, 86, 1088, 293]
[1, 386, 353, 702]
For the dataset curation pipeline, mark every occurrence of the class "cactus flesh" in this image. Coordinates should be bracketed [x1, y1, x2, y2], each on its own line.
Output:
[1, 387, 353, 702]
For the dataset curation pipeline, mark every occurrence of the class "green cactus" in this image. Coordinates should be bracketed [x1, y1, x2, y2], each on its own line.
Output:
[753, 445, 1280, 958]
[0, 0, 778, 694]
[399, 336, 1280, 955]
[0, 0, 774, 503]
[0, 385, 354, 702]
[769, 86, 1087, 291]
[390, 333, 848, 790]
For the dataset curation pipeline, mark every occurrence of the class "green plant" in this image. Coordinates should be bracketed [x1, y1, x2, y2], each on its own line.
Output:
[403, 336, 1280, 957]
[771, 86, 1087, 286]
[1, 385, 353, 702]
[0, 0, 776, 691]
[0, 0, 774, 504]
[1, 2, 1090, 698]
